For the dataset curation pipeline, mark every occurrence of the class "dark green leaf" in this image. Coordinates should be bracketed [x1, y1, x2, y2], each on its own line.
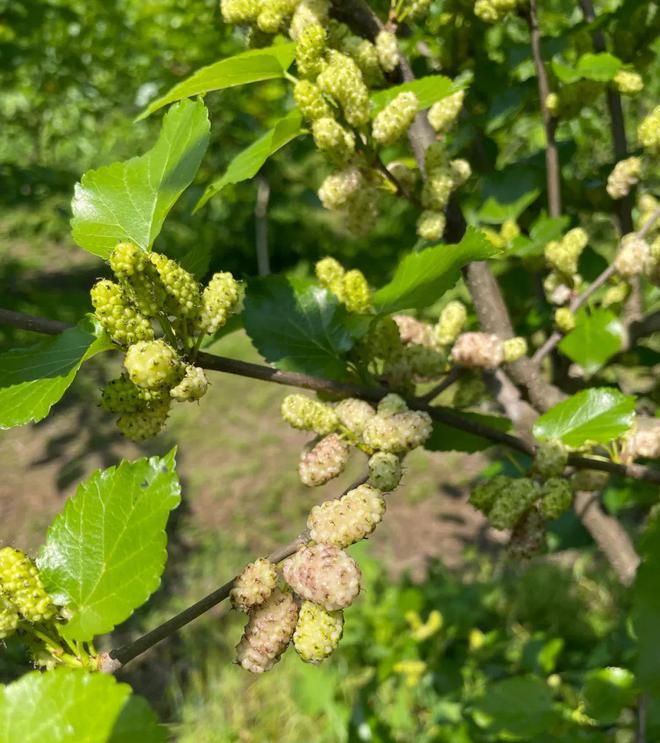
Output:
[477, 165, 541, 223]
[533, 388, 636, 447]
[243, 276, 355, 380]
[634, 512, 660, 697]
[38, 451, 180, 642]
[109, 696, 166, 743]
[0, 319, 113, 429]
[373, 228, 498, 314]
[195, 109, 304, 211]
[72, 100, 210, 257]
[559, 308, 623, 375]
[582, 667, 636, 725]
[426, 412, 512, 453]
[137, 44, 296, 120]
[370, 75, 460, 115]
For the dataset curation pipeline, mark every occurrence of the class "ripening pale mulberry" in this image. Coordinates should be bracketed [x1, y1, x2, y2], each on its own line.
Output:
[335, 398, 375, 436]
[539, 478, 573, 519]
[417, 210, 446, 241]
[293, 600, 344, 663]
[149, 253, 201, 318]
[281, 394, 339, 435]
[508, 506, 545, 560]
[116, 398, 170, 441]
[0, 596, 19, 640]
[169, 365, 208, 402]
[502, 337, 528, 363]
[435, 301, 467, 346]
[570, 469, 609, 492]
[372, 92, 418, 146]
[341, 36, 383, 87]
[318, 167, 363, 210]
[289, 0, 329, 41]
[613, 69, 643, 95]
[0, 547, 55, 623]
[294, 80, 333, 122]
[362, 410, 433, 453]
[543, 271, 573, 305]
[124, 339, 182, 390]
[231, 559, 278, 613]
[198, 272, 243, 335]
[451, 332, 504, 369]
[375, 30, 398, 72]
[450, 159, 472, 186]
[487, 478, 540, 530]
[90, 280, 154, 346]
[283, 544, 361, 611]
[295, 23, 326, 78]
[421, 168, 455, 210]
[377, 393, 408, 417]
[555, 307, 576, 332]
[428, 91, 465, 133]
[308, 484, 386, 547]
[317, 51, 370, 128]
[614, 234, 650, 278]
[533, 439, 568, 478]
[220, 0, 260, 24]
[236, 588, 299, 673]
[368, 452, 402, 491]
[257, 0, 295, 34]
[607, 157, 642, 200]
[544, 228, 588, 277]
[312, 117, 356, 163]
[101, 374, 166, 414]
[341, 269, 371, 313]
[299, 433, 350, 487]
[638, 106, 660, 155]
[393, 315, 434, 347]
[345, 187, 379, 236]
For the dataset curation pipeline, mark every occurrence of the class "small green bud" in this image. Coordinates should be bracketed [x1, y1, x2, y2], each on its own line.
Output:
[368, 452, 402, 491]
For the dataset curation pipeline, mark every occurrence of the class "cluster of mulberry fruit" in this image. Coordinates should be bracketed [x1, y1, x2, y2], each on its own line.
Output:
[542, 228, 589, 305]
[91, 241, 243, 440]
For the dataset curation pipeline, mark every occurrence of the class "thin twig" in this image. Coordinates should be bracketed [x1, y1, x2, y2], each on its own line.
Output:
[419, 367, 463, 403]
[0, 308, 70, 336]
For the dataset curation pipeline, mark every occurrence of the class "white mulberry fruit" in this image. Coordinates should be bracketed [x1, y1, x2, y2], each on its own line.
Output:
[0, 547, 55, 623]
[169, 365, 208, 402]
[308, 484, 386, 548]
[281, 394, 339, 435]
[231, 559, 278, 613]
[299, 433, 350, 487]
[335, 398, 375, 436]
[451, 332, 504, 369]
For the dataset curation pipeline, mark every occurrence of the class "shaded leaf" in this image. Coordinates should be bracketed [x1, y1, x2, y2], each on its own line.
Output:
[582, 667, 636, 725]
[373, 228, 497, 314]
[38, 451, 180, 642]
[533, 388, 635, 447]
[195, 109, 304, 211]
[72, 99, 210, 257]
[244, 276, 355, 380]
[0, 319, 113, 429]
[137, 44, 296, 119]
[426, 412, 512, 453]
[370, 75, 460, 115]
[634, 512, 660, 697]
[559, 308, 623, 375]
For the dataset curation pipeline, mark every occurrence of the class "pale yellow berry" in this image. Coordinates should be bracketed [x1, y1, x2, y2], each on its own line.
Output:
[231, 559, 278, 613]
[451, 332, 503, 369]
[124, 339, 182, 390]
[613, 69, 643, 95]
[614, 234, 650, 278]
[293, 600, 344, 664]
[372, 92, 419, 146]
[308, 484, 386, 548]
[435, 301, 467, 346]
[299, 433, 350, 487]
[416, 210, 446, 241]
[502, 336, 528, 363]
[281, 394, 339, 435]
[169, 365, 208, 402]
[607, 157, 642, 200]
[554, 307, 576, 333]
[428, 91, 464, 132]
[334, 398, 376, 436]
[375, 30, 399, 72]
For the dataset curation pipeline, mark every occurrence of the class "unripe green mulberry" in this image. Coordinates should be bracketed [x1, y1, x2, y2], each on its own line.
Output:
[317, 51, 370, 128]
[614, 234, 650, 278]
[236, 588, 299, 673]
[283, 544, 361, 611]
[607, 157, 642, 200]
[299, 433, 350, 487]
[116, 398, 170, 441]
[453, 372, 487, 409]
[533, 439, 568, 478]
[372, 92, 418, 146]
[341, 269, 371, 313]
[294, 81, 332, 123]
[405, 343, 447, 378]
[422, 168, 455, 210]
[638, 105, 660, 155]
[469, 475, 509, 514]
[366, 316, 403, 359]
[124, 339, 182, 390]
[109, 241, 148, 279]
[289, 0, 329, 41]
[487, 477, 540, 530]
[220, 0, 260, 24]
[544, 228, 588, 277]
[281, 394, 339, 435]
[257, 6, 285, 33]
[149, 253, 201, 318]
[312, 118, 356, 163]
[340, 36, 383, 86]
[0, 547, 55, 623]
[170, 365, 208, 402]
[198, 271, 243, 335]
[308, 484, 385, 547]
[375, 30, 398, 72]
[424, 142, 448, 173]
[508, 506, 545, 560]
[555, 307, 576, 333]
[502, 337, 528, 363]
[451, 332, 503, 369]
[316, 256, 345, 289]
[417, 210, 446, 241]
[571, 469, 609, 492]
[293, 600, 343, 663]
[435, 301, 467, 346]
[318, 167, 363, 210]
[362, 410, 433, 453]
[0, 596, 19, 640]
[335, 398, 375, 436]
[231, 558, 278, 613]
[539, 478, 573, 519]
[295, 23, 326, 78]
[613, 69, 643, 95]
[377, 393, 408, 417]
[101, 374, 166, 414]
[427, 91, 464, 133]
[368, 452, 402, 491]
[90, 280, 154, 346]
